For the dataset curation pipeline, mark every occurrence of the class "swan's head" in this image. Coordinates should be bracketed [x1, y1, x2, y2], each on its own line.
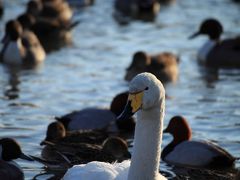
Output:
[118, 72, 165, 120]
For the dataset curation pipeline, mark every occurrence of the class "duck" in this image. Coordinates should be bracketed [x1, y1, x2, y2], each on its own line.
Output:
[55, 91, 135, 133]
[17, 14, 46, 64]
[39, 136, 131, 168]
[114, 0, 160, 23]
[26, 0, 77, 52]
[0, 20, 45, 66]
[162, 116, 236, 168]
[0, 138, 34, 180]
[63, 72, 167, 180]
[189, 18, 240, 68]
[40, 121, 110, 146]
[40, 0, 73, 24]
[125, 51, 179, 84]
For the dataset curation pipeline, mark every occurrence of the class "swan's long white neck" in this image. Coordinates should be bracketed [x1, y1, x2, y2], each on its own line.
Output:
[128, 98, 165, 180]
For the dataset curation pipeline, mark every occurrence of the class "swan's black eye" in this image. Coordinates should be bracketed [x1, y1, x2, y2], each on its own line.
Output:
[145, 87, 149, 90]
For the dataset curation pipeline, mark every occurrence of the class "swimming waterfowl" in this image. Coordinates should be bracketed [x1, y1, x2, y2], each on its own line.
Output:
[189, 18, 240, 68]
[0, 20, 45, 66]
[40, 136, 130, 166]
[0, 138, 34, 180]
[162, 116, 236, 168]
[26, 0, 76, 52]
[114, 0, 160, 23]
[41, 121, 110, 146]
[125, 51, 179, 84]
[63, 72, 167, 180]
[40, 0, 73, 23]
[56, 91, 135, 133]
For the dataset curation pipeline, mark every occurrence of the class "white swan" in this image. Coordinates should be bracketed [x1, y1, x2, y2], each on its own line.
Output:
[63, 72, 167, 180]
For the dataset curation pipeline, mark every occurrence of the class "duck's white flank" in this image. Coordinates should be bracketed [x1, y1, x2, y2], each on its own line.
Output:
[165, 140, 223, 167]
[3, 39, 25, 65]
[197, 40, 216, 63]
[63, 73, 166, 180]
[3, 39, 25, 64]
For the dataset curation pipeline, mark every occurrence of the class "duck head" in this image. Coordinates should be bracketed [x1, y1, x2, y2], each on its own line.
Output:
[40, 121, 66, 145]
[189, 18, 223, 41]
[17, 13, 36, 30]
[164, 116, 192, 144]
[0, 138, 33, 161]
[102, 137, 131, 161]
[2, 20, 23, 44]
[26, 0, 43, 17]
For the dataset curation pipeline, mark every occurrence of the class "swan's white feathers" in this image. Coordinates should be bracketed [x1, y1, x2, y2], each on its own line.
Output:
[64, 161, 131, 180]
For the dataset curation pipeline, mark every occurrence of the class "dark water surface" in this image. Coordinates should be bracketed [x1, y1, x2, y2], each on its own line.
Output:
[0, 0, 240, 179]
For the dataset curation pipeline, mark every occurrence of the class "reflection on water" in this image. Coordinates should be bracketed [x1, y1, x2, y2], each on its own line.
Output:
[0, 0, 240, 179]
[4, 67, 20, 100]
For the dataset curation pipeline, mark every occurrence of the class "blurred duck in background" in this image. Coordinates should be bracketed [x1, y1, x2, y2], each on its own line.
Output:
[55, 91, 135, 133]
[162, 116, 237, 168]
[0, 138, 34, 180]
[125, 51, 179, 84]
[0, 20, 45, 67]
[189, 18, 240, 68]
[113, 0, 160, 23]
[25, 0, 78, 52]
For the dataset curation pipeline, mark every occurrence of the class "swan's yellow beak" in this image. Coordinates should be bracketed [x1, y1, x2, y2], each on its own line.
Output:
[117, 91, 144, 121]
[128, 91, 144, 113]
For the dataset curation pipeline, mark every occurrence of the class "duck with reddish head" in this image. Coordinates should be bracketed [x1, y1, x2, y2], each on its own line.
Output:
[162, 116, 237, 168]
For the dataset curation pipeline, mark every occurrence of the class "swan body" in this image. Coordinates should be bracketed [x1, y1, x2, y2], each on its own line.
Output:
[63, 72, 166, 180]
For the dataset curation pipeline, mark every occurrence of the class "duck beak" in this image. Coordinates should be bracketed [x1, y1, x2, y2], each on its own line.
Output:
[117, 91, 144, 121]
[20, 153, 34, 161]
[188, 31, 200, 39]
[40, 140, 46, 146]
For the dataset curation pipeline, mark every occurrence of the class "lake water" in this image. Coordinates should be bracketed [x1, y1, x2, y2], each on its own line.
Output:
[0, 0, 239, 179]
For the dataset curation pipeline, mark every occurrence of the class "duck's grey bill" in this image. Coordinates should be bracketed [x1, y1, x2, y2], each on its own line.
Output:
[20, 153, 34, 161]
[188, 32, 200, 39]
